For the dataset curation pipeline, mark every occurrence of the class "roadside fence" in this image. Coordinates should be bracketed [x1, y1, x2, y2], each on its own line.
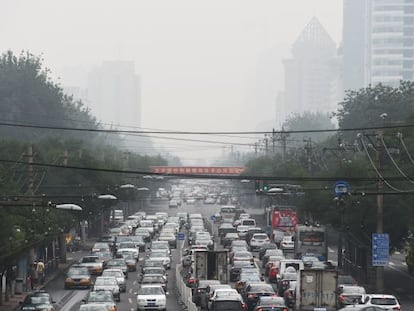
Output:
[176, 264, 198, 311]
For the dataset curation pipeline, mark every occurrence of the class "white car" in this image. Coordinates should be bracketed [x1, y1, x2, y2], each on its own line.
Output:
[280, 236, 295, 251]
[249, 233, 270, 251]
[360, 294, 401, 310]
[137, 284, 167, 311]
[148, 252, 171, 269]
[117, 241, 139, 260]
[93, 276, 121, 302]
[237, 225, 249, 239]
[102, 268, 126, 292]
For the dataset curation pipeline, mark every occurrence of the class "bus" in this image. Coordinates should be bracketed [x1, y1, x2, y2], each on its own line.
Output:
[219, 205, 237, 223]
[294, 225, 327, 261]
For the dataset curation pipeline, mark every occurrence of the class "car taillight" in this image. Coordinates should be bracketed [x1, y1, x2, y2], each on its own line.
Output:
[255, 307, 261, 311]
[282, 280, 289, 286]
[242, 303, 247, 309]
[339, 295, 345, 302]
[248, 294, 255, 298]
[197, 289, 201, 293]
[283, 308, 288, 311]
[189, 278, 195, 284]
[392, 307, 400, 311]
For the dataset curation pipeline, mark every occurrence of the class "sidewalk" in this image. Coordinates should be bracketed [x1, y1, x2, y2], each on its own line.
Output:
[0, 239, 95, 311]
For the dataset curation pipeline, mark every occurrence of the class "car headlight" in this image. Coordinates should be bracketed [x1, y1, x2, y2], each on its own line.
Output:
[137, 298, 146, 304]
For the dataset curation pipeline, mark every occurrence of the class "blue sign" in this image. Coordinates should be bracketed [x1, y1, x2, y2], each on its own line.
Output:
[210, 215, 216, 221]
[334, 181, 350, 197]
[372, 233, 389, 266]
[177, 233, 185, 241]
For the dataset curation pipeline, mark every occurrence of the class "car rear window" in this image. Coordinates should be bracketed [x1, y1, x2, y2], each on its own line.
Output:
[254, 234, 268, 239]
[242, 220, 255, 226]
[371, 297, 397, 305]
[211, 300, 242, 310]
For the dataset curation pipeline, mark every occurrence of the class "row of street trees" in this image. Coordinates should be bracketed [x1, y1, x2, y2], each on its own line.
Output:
[244, 82, 414, 252]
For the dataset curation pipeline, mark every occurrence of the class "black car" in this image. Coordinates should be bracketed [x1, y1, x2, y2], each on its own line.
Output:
[20, 290, 55, 311]
[243, 282, 275, 311]
[258, 243, 278, 260]
[254, 296, 288, 311]
[230, 261, 255, 282]
[210, 295, 246, 311]
[192, 279, 221, 308]
[139, 274, 168, 292]
[245, 228, 265, 243]
[223, 233, 240, 248]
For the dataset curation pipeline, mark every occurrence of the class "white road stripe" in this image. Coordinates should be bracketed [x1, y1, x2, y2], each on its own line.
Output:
[129, 298, 133, 304]
[389, 262, 395, 266]
[328, 247, 335, 253]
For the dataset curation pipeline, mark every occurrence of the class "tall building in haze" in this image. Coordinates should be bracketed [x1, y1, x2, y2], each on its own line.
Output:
[279, 18, 341, 120]
[88, 61, 141, 128]
[342, 0, 414, 91]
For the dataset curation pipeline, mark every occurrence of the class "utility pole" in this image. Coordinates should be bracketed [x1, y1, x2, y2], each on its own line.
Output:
[272, 128, 276, 154]
[305, 138, 312, 175]
[376, 129, 384, 293]
[281, 127, 287, 162]
[27, 145, 34, 195]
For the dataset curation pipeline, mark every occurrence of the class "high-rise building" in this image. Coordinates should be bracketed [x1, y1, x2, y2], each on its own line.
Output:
[87, 61, 141, 128]
[281, 18, 341, 117]
[367, 0, 414, 87]
[342, 0, 368, 92]
[342, 0, 414, 90]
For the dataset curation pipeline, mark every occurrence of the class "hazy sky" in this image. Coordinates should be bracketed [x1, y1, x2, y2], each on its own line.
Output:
[0, 0, 342, 163]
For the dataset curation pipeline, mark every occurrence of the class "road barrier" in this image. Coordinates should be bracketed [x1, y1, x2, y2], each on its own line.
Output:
[176, 264, 198, 311]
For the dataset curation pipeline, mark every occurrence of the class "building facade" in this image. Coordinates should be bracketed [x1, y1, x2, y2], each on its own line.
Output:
[280, 18, 341, 118]
[342, 0, 414, 90]
[87, 61, 141, 128]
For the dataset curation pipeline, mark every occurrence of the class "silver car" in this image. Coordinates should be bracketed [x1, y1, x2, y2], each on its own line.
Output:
[93, 276, 121, 302]
[102, 268, 126, 292]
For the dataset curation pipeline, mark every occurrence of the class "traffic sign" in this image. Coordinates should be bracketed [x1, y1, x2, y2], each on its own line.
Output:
[210, 215, 216, 221]
[372, 233, 389, 266]
[334, 181, 350, 197]
[177, 233, 185, 241]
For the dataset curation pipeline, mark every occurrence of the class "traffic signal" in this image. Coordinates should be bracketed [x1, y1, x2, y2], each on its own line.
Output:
[254, 180, 261, 192]
[262, 181, 268, 192]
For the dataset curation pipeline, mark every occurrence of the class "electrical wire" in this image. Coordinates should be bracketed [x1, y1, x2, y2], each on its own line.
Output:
[398, 133, 414, 165]
[360, 136, 414, 193]
[381, 136, 414, 184]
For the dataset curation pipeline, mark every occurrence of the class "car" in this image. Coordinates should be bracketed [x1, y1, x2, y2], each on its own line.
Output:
[106, 258, 128, 278]
[207, 288, 240, 310]
[249, 233, 270, 251]
[192, 279, 221, 308]
[140, 274, 168, 292]
[150, 241, 171, 255]
[223, 233, 241, 248]
[262, 249, 284, 268]
[119, 252, 137, 271]
[277, 271, 297, 296]
[141, 259, 165, 273]
[79, 255, 104, 275]
[140, 266, 167, 280]
[158, 231, 177, 248]
[102, 268, 126, 292]
[209, 293, 247, 310]
[128, 235, 146, 252]
[93, 276, 121, 302]
[245, 228, 265, 244]
[254, 296, 288, 311]
[20, 290, 56, 311]
[258, 243, 278, 260]
[139, 220, 155, 236]
[136, 284, 167, 311]
[338, 274, 358, 287]
[169, 199, 179, 208]
[243, 282, 275, 311]
[64, 265, 92, 289]
[237, 225, 250, 239]
[117, 241, 139, 260]
[240, 218, 256, 229]
[82, 290, 117, 311]
[280, 236, 295, 251]
[92, 242, 111, 253]
[135, 228, 152, 242]
[337, 285, 366, 308]
[230, 260, 255, 282]
[360, 294, 401, 310]
[78, 303, 113, 311]
[338, 306, 389, 311]
[235, 273, 263, 293]
[147, 250, 171, 269]
[231, 251, 254, 265]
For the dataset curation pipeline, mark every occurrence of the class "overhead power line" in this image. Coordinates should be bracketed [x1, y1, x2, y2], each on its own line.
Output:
[0, 158, 413, 182]
[1, 120, 414, 135]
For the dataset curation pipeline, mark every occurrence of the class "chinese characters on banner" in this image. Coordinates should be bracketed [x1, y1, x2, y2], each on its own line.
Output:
[149, 166, 245, 175]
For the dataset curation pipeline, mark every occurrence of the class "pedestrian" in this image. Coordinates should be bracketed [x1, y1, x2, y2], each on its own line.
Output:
[30, 263, 38, 289]
[36, 260, 45, 285]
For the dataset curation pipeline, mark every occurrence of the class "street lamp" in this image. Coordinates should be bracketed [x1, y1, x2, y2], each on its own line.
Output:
[55, 204, 83, 211]
[119, 184, 136, 216]
[97, 194, 118, 238]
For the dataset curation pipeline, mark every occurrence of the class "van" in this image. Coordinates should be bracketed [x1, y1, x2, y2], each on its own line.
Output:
[240, 219, 256, 228]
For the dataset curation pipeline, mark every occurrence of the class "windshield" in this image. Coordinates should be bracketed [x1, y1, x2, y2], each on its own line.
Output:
[139, 286, 165, 295]
[95, 278, 117, 286]
[299, 231, 324, 245]
[88, 292, 113, 302]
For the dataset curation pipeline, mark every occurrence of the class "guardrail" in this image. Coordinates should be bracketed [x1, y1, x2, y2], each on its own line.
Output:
[175, 264, 198, 311]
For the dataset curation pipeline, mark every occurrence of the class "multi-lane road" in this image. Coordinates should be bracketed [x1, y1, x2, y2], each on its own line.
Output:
[43, 198, 414, 310]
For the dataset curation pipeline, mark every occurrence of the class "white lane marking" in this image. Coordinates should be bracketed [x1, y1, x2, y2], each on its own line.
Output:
[129, 288, 133, 294]
[395, 251, 401, 255]
[328, 247, 335, 253]
[129, 298, 133, 304]
[402, 262, 407, 266]
[133, 280, 137, 285]
[389, 262, 395, 266]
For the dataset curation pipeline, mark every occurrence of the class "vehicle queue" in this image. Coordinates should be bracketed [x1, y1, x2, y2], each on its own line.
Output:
[18, 188, 402, 311]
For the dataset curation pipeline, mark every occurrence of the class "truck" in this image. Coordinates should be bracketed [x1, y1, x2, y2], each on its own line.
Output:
[295, 269, 338, 311]
[194, 250, 228, 283]
[267, 206, 298, 245]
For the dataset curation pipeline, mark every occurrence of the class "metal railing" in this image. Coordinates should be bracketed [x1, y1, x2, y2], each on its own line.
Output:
[176, 264, 198, 311]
